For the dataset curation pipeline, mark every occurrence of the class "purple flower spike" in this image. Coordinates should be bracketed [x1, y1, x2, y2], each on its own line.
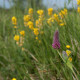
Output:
[52, 30, 60, 49]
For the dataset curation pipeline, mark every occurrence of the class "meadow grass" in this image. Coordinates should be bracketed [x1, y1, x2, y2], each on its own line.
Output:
[0, 7, 80, 80]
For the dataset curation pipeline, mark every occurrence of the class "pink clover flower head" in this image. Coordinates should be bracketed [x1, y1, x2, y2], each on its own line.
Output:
[52, 30, 60, 49]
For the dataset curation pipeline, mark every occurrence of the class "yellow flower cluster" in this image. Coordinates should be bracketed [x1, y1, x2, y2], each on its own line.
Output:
[24, 15, 30, 26]
[12, 16, 17, 25]
[14, 35, 20, 42]
[36, 10, 44, 28]
[24, 8, 43, 42]
[66, 45, 72, 62]
[28, 8, 33, 14]
[53, 13, 64, 26]
[27, 21, 34, 30]
[35, 9, 45, 41]
[58, 9, 67, 26]
[59, 23, 65, 26]
[36, 18, 43, 28]
[33, 28, 39, 36]
[12, 78, 16, 80]
[53, 14, 59, 22]
[14, 30, 25, 46]
[77, 0, 80, 13]
[47, 18, 54, 26]
[24, 15, 30, 22]
[33, 28, 39, 40]
[12, 16, 25, 46]
[47, 8, 54, 26]
[48, 8, 53, 16]
[36, 20, 40, 27]
[77, 0, 80, 5]
[20, 30, 25, 36]
[68, 57, 72, 62]
[47, 8, 67, 26]
[66, 45, 71, 56]
[12, 16, 17, 28]
[12, 8, 69, 47]
[66, 50, 71, 56]
[14, 26, 17, 29]
[37, 10, 44, 16]
[59, 9, 67, 19]
[78, 7, 80, 13]
[24, 8, 33, 26]
[28, 8, 34, 21]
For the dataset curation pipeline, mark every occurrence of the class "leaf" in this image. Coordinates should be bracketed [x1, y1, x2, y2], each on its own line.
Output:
[57, 51, 66, 63]
[66, 61, 73, 71]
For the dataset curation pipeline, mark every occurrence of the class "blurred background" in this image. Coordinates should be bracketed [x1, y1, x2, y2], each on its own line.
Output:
[0, 0, 77, 10]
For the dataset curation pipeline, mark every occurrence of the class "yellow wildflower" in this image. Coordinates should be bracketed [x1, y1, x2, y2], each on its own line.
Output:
[14, 35, 20, 41]
[77, 7, 80, 13]
[59, 9, 67, 18]
[59, 12, 64, 18]
[24, 15, 30, 22]
[64, 8, 67, 15]
[35, 37, 38, 40]
[48, 8, 53, 16]
[36, 20, 39, 27]
[53, 14, 58, 18]
[20, 30, 25, 36]
[37, 10, 44, 16]
[12, 78, 16, 80]
[68, 57, 72, 62]
[14, 26, 17, 29]
[66, 45, 70, 48]
[12, 16, 17, 25]
[61, 9, 67, 15]
[39, 18, 42, 22]
[33, 28, 39, 36]
[48, 8, 53, 12]
[61, 10, 65, 15]
[27, 21, 33, 26]
[47, 17, 54, 25]
[28, 8, 33, 14]
[47, 18, 52, 25]
[66, 50, 71, 56]
[59, 23, 65, 26]
[77, 0, 80, 5]
[53, 14, 59, 22]
[27, 21, 34, 30]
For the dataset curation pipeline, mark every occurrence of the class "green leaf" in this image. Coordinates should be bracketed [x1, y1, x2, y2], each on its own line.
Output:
[66, 61, 73, 71]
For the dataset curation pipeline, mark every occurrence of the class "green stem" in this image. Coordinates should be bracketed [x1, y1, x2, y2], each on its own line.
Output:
[72, 70, 79, 80]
